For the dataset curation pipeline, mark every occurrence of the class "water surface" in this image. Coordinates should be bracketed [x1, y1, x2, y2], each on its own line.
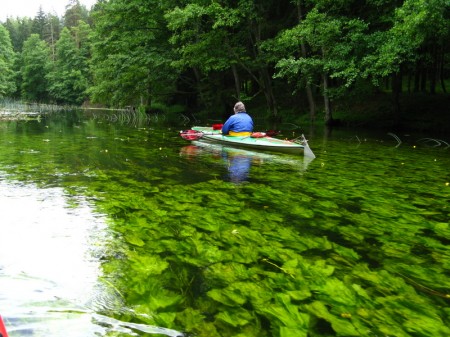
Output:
[0, 112, 449, 337]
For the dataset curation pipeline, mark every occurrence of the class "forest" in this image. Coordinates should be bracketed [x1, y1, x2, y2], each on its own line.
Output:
[0, 0, 449, 130]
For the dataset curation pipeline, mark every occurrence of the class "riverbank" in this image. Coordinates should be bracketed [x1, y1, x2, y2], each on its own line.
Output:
[0, 111, 42, 121]
[306, 92, 450, 135]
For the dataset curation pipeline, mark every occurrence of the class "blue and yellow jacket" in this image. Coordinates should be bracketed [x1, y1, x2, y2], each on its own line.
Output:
[222, 112, 254, 135]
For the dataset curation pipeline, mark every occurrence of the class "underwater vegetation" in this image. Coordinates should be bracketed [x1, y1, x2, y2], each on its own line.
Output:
[86, 136, 449, 337]
[1, 116, 449, 337]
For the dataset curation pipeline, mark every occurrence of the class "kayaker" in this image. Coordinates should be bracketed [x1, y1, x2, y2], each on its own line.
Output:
[221, 101, 254, 136]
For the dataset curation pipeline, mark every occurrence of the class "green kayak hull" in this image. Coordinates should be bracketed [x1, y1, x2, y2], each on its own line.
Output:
[191, 127, 305, 155]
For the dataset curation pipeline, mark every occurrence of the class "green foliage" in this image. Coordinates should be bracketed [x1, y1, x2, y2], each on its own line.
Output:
[165, 2, 241, 72]
[47, 23, 91, 105]
[20, 33, 50, 101]
[89, 0, 177, 108]
[362, 0, 449, 82]
[1, 0, 450, 127]
[273, 7, 369, 96]
[3, 17, 34, 52]
[64, 0, 91, 29]
[0, 24, 16, 97]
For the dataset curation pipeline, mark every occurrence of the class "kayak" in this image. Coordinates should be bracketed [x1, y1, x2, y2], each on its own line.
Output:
[183, 140, 315, 168]
[180, 126, 315, 157]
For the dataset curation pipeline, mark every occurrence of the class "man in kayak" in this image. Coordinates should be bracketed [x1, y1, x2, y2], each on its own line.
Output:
[221, 101, 254, 136]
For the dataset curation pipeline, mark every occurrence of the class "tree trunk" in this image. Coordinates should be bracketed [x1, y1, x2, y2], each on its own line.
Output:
[193, 67, 208, 108]
[249, 14, 278, 118]
[430, 44, 437, 94]
[306, 84, 316, 123]
[50, 21, 56, 61]
[413, 59, 421, 92]
[439, 46, 447, 93]
[322, 73, 333, 125]
[260, 68, 278, 117]
[297, 0, 316, 122]
[231, 64, 241, 100]
[407, 71, 411, 94]
[420, 66, 427, 92]
[391, 71, 402, 127]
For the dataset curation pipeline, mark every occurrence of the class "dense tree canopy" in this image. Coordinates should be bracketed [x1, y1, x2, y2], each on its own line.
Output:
[20, 34, 51, 101]
[0, 25, 16, 97]
[47, 23, 91, 105]
[0, 0, 448, 126]
[89, 0, 176, 108]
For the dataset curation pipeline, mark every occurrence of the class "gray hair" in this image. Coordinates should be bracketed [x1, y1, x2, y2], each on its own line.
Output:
[233, 101, 246, 113]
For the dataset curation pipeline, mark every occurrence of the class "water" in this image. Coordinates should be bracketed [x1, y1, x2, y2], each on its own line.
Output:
[0, 112, 449, 337]
[0, 179, 107, 336]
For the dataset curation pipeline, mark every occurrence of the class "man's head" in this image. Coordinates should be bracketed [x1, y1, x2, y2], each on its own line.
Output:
[234, 101, 246, 113]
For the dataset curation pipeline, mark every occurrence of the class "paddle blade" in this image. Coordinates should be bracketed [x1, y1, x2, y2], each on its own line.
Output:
[180, 130, 204, 141]
[301, 134, 316, 158]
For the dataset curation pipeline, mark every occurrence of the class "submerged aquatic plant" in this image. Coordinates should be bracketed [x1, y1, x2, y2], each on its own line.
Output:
[91, 174, 450, 337]
[1, 115, 449, 337]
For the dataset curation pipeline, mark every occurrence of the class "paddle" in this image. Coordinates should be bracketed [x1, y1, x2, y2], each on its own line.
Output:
[180, 130, 262, 140]
[300, 134, 316, 158]
[179, 130, 215, 141]
[180, 130, 271, 140]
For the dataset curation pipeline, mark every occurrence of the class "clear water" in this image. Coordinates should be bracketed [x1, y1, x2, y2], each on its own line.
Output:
[0, 111, 449, 337]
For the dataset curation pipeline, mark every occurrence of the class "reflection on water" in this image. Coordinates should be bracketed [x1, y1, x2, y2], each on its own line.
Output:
[225, 152, 252, 182]
[180, 140, 314, 183]
[0, 178, 106, 336]
[0, 178, 185, 337]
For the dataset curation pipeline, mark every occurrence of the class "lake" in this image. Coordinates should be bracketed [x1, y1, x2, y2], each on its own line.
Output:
[0, 110, 449, 337]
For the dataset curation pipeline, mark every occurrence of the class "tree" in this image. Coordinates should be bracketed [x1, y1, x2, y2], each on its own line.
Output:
[274, 7, 368, 125]
[64, 0, 90, 28]
[32, 6, 47, 39]
[295, 0, 317, 122]
[44, 14, 63, 61]
[20, 34, 51, 101]
[165, 0, 295, 117]
[3, 17, 33, 52]
[90, 0, 176, 108]
[164, 2, 243, 111]
[47, 24, 91, 105]
[0, 24, 16, 97]
[262, 0, 318, 122]
[361, 0, 450, 124]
